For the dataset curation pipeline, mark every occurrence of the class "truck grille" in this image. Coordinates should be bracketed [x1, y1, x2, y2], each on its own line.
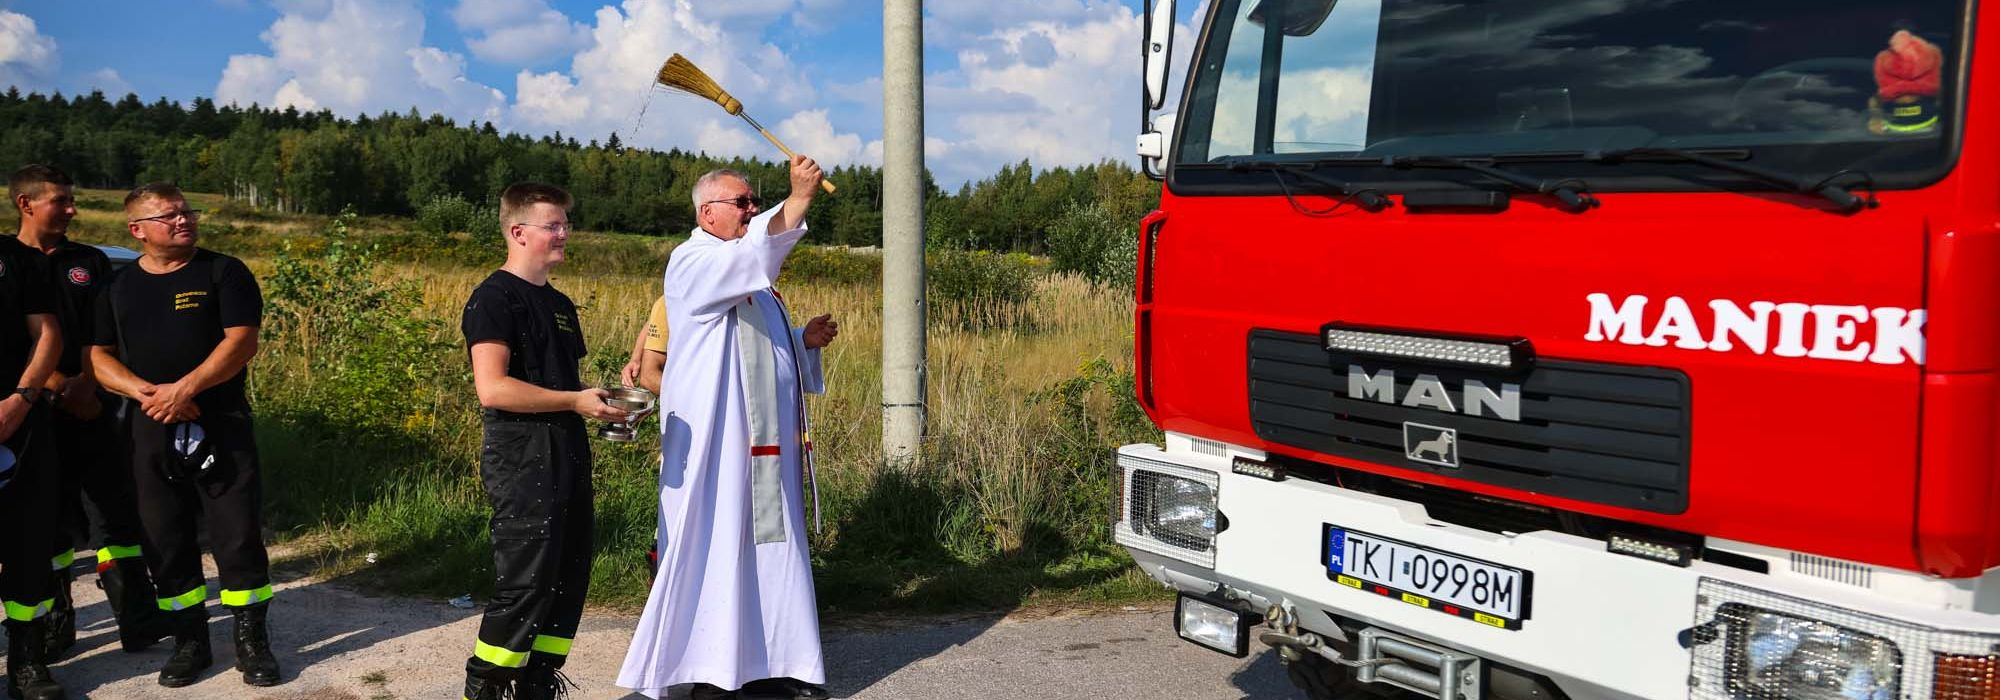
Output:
[1248, 329, 1691, 513]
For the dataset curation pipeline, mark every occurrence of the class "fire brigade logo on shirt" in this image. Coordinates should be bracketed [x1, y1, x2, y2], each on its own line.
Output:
[67, 267, 89, 286]
[1403, 422, 1458, 468]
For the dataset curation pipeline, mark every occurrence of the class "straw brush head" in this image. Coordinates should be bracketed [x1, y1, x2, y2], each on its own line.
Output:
[655, 54, 743, 116]
[648, 52, 838, 193]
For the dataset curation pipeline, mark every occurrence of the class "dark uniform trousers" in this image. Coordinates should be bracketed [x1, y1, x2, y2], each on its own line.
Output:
[1, 405, 58, 625]
[466, 411, 594, 680]
[51, 397, 153, 575]
[128, 410, 274, 612]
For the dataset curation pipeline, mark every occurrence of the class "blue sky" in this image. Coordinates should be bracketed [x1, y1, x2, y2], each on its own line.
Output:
[0, 0, 1204, 186]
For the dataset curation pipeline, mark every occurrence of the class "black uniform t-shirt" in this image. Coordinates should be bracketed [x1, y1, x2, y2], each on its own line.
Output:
[92, 249, 263, 411]
[0, 236, 57, 387]
[18, 238, 113, 376]
[461, 270, 587, 399]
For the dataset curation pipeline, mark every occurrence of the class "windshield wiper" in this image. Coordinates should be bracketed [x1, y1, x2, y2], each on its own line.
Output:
[1226, 160, 1391, 211]
[1372, 155, 1594, 212]
[1590, 147, 1874, 214]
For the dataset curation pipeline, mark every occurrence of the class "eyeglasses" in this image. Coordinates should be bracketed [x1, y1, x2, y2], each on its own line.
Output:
[516, 222, 572, 234]
[704, 195, 762, 210]
[129, 209, 202, 226]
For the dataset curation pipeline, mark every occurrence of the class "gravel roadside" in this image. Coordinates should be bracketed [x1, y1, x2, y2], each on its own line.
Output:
[33, 558, 1303, 699]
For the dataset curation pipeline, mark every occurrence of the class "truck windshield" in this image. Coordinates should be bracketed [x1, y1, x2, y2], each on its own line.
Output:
[1174, 0, 1965, 187]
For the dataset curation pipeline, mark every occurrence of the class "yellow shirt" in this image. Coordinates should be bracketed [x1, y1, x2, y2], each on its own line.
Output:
[643, 297, 667, 353]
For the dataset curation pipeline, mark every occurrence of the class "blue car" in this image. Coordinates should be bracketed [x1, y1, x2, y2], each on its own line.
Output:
[96, 244, 140, 270]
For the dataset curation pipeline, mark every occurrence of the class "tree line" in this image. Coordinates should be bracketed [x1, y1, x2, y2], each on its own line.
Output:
[0, 88, 1159, 251]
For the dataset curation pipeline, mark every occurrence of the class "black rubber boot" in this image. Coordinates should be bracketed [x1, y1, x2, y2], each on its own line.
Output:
[97, 559, 172, 652]
[156, 608, 212, 688]
[742, 678, 829, 700]
[463, 672, 514, 700]
[689, 684, 740, 700]
[5, 620, 67, 700]
[40, 569, 74, 660]
[230, 602, 281, 687]
[516, 663, 576, 700]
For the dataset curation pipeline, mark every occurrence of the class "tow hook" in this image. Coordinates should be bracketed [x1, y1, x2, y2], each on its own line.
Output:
[1257, 620, 1484, 700]
[1258, 628, 1394, 668]
[1257, 604, 1373, 667]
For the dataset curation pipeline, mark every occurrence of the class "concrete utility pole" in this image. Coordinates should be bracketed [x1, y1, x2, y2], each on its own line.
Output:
[882, 0, 927, 467]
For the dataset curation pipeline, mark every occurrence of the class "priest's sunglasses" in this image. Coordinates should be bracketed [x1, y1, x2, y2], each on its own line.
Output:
[704, 195, 763, 210]
[129, 208, 203, 226]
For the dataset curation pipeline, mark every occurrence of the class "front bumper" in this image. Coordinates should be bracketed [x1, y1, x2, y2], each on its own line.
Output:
[1113, 441, 2000, 700]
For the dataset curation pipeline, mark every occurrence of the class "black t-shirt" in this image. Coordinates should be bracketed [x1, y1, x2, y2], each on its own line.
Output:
[0, 237, 56, 386]
[461, 271, 587, 399]
[15, 238, 112, 376]
[92, 249, 263, 411]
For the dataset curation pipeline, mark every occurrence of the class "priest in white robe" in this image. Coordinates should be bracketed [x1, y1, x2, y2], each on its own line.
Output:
[619, 156, 840, 700]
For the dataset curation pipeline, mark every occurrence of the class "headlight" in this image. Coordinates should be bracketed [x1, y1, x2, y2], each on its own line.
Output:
[1693, 578, 2000, 700]
[1138, 471, 1217, 551]
[1176, 594, 1259, 657]
[1722, 603, 1901, 700]
[1113, 453, 1221, 568]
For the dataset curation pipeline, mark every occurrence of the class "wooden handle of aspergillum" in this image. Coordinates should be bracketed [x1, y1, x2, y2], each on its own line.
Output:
[755, 126, 839, 194]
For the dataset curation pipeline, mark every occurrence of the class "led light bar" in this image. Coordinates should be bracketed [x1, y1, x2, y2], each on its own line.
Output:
[1322, 323, 1534, 372]
[1231, 457, 1285, 482]
[1607, 533, 1694, 567]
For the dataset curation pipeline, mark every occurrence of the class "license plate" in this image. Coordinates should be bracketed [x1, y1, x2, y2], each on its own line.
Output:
[1323, 525, 1532, 630]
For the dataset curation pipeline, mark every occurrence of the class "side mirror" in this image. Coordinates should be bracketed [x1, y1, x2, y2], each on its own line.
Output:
[1144, 0, 1177, 110]
[1140, 0, 1176, 179]
[1249, 0, 1338, 37]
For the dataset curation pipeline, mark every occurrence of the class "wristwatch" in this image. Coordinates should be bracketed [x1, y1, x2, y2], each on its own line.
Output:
[12, 387, 39, 403]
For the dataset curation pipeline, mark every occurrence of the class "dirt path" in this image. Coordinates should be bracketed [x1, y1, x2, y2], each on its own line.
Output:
[36, 559, 1302, 699]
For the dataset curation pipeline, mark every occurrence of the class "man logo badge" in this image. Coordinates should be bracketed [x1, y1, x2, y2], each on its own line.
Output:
[1403, 422, 1459, 468]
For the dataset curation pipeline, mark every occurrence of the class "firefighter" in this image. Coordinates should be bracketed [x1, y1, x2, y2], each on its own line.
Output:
[0, 172, 67, 699]
[89, 183, 281, 688]
[458, 182, 627, 700]
[9, 164, 172, 659]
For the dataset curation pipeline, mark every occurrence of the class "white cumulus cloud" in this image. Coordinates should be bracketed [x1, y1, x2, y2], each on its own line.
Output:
[452, 0, 591, 66]
[791, 0, 849, 34]
[82, 68, 132, 97]
[513, 70, 589, 124]
[774, 110, 864, 167]
[913, 0, 1191, 186]
[0, 10, 59, 91]
[216, 55, 285, 107]
[214, 0, 505, 124]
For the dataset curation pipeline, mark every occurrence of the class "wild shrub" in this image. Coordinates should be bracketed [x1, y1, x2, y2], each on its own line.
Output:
[1096, 227, 1138, 291]
[74, 197, 121, 212]
[1035, 357, 1156, 546]
[927, 249, 1040, 331]
[781, 245, 881, 286]
[414, 194, 496, 238]
[212, 198, 283, 222]
[1046, 200, 1136, 290]
[261, 206, 457, 435]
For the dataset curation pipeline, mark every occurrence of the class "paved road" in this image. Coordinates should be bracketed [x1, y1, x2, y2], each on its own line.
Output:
[34, 561, 1305, 699]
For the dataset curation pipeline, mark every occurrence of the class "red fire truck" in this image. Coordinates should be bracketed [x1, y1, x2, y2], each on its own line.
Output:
[1116, 1, 1999, 699]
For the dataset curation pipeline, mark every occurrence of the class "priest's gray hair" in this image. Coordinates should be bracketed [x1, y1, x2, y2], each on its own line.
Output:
[692, 169, 752, 209]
